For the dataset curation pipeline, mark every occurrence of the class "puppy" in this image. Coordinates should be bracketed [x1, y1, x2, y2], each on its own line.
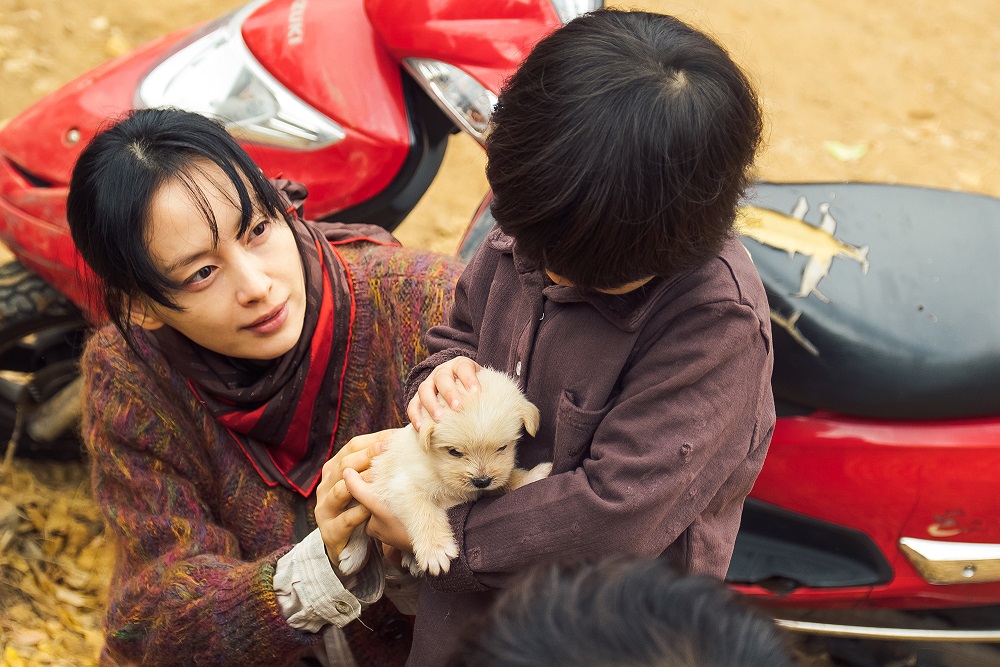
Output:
[339, 367, 551, 577]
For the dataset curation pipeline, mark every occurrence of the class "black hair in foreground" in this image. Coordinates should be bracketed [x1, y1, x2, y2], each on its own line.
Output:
[486, 9, 764, 289]
[449, 558, 794, 667]
[66, 107, 289, 345]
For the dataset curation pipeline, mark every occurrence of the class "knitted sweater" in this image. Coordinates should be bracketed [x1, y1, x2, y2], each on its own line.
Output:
[80, 241, 464, 666]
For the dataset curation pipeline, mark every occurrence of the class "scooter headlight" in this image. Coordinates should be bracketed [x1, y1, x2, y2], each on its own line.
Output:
[549, 0, 603, 24]
[136, 1, 344, 149]
[402, 58, 497, 145]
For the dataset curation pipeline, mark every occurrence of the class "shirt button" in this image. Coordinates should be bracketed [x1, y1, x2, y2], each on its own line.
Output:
[515, 361, 522, 376]
[335, 600, 352, 615]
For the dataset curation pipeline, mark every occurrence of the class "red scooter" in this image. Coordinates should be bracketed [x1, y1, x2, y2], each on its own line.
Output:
[1, 0, 998, 654]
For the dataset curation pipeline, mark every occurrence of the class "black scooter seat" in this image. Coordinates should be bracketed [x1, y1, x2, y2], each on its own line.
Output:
[745, 182, 1000, 420]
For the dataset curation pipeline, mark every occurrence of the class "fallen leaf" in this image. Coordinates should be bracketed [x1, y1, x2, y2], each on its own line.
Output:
[10, 628, 47, 646]
[54, 585, 91, 609]
[823, 140, 869, 162]
[0, 496, 18, 529]
[4, 646, 27, 667]
[104, 30, 131, 58]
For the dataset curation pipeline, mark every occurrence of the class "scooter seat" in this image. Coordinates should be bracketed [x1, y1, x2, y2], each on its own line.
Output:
[744, 182, 1000, 420]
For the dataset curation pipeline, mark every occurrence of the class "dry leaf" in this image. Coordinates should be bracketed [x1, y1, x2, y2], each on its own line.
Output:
[54, 585, 90, 609]
[104, 30, 131, 58]
[0, 496, 19, 529]
[1, 461, 111, 664]
[823, 140, 869, 162]
[10, 628, 47, 646]
[4, 646, 28, 667]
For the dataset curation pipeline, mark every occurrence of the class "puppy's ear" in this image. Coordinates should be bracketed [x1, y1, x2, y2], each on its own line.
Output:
[417, 420, 436, 452]
[519, 400, 540, 437]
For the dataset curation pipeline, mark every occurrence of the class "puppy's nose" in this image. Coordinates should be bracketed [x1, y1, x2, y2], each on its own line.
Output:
[471, 476, 493, 489]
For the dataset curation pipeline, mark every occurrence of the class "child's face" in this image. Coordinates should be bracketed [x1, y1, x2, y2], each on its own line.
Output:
[133, 161, 307, 361]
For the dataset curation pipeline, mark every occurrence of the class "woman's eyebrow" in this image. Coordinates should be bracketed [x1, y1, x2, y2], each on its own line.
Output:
[163, 249, 213, 276]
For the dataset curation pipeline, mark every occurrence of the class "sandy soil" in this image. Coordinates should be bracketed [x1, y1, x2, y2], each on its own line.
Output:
[1, 1, 999, 665]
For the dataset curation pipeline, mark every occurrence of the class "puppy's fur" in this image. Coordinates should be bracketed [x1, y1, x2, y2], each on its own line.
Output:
[339, 367, 551, 577]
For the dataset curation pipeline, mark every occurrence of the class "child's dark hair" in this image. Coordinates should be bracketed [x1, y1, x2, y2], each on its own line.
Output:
[486, 10, 763, 289]
[66, 107, 290, 346]
[449, 558, 793, 667]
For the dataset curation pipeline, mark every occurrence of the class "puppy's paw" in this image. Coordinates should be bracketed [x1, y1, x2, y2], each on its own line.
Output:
[523, 462, 553, 484]
[413, 537, 459, 577]
[508, 462, 553, 490]
[337, 526, 370, 576]
[401, 552, 424, 579]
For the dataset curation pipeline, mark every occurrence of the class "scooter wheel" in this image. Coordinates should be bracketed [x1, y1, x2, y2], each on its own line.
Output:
[0, 260, 88, 460]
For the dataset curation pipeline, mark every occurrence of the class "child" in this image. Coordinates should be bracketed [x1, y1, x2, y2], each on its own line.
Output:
[345, 9, 773, 664]
[66, 108, 463, 665]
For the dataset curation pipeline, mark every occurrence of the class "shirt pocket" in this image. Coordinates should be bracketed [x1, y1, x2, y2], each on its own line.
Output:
[552, 390, 613, 474]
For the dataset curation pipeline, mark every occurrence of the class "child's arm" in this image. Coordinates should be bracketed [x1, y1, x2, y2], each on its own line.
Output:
[403, 233, 506, 426]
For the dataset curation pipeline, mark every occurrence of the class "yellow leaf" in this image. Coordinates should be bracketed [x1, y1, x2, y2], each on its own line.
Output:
[10, 628, 47, 646]
[104, 32, 131, 58]
[4, 646, 27, 667]
[823, 140, 869, 162]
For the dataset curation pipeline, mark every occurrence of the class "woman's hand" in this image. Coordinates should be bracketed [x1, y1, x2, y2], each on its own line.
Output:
[343, 467, 414, 554]
[314, 430, 395, 568]
[407, 356, 481, 430]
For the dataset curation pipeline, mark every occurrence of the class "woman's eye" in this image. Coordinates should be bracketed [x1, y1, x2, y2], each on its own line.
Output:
[448, 448, 464, 458]
[186, 266, 216, 284]
[249, 220, 269, 238]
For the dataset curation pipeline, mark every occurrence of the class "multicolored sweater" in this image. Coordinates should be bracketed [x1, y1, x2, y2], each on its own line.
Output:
[80, 241, 464, 666]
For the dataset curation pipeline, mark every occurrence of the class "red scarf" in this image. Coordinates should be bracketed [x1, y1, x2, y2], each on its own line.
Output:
[152, 185, 397, 496]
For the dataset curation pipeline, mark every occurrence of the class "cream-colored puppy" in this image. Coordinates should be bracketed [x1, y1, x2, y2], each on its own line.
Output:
[339, 367, 551, 577]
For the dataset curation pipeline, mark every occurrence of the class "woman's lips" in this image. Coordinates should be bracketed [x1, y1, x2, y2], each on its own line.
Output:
[245, 302, 288, 334]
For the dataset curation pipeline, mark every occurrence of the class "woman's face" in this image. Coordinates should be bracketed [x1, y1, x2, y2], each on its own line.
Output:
[133, 162, 307, 361]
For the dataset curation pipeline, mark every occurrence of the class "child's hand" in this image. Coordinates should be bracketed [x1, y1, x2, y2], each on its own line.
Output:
[407, 356, 481, 429]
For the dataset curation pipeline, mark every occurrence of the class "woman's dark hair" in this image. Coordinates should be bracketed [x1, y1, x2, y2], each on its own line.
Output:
[450, 558, 794, 667]
[486, 10, 764, 289]
[66, 107, 289, 345]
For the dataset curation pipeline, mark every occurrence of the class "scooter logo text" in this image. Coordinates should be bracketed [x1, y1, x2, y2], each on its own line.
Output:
[288, 0, 308, 45]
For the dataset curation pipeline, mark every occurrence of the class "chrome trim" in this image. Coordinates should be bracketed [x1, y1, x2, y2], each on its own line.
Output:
[899, 536, 1000, 585]
[401, 58, 495, 145]
[136, 0, 345, 149]
[548, 0, 604, 24]
[774, 618, 1000, 643]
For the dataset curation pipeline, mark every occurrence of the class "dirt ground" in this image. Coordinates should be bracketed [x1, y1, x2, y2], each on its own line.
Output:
[1, 0, 1000, 665]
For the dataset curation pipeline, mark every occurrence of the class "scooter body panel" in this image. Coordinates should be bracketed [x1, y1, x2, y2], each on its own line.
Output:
[0, 28, 199, 188]
[740, 412, 1000, 608]
[365, 0, 561, 92]
[240, 0, 411, 218]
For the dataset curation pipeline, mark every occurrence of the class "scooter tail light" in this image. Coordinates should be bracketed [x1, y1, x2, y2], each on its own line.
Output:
[549, 0, 604, 24]
[402, 58, 497, 146]
[135, 0, 345, 150]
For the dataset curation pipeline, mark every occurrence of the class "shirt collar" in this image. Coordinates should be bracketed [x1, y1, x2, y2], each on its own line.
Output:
[487, 227, 684, 333]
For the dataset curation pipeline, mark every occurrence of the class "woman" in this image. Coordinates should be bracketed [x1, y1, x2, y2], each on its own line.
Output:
[66, 108, 463, 666]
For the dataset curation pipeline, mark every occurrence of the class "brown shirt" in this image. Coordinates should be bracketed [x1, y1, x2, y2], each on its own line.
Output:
[403, 227, 775, 665]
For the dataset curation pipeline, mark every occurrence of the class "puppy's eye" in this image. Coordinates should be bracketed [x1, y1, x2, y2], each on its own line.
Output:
[448, 448, 464, 458]
[497, 445, 507, 452]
